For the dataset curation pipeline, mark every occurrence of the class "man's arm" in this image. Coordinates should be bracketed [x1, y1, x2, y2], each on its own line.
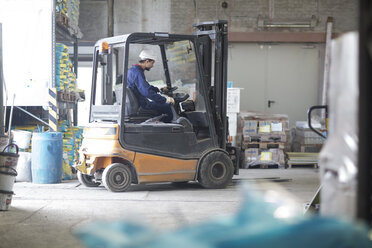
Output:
[150, 85, 160, 93]
[136, 73, 166, 104]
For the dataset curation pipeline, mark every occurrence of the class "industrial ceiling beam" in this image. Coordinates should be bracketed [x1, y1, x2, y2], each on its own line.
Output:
[229, 31, 338, 43]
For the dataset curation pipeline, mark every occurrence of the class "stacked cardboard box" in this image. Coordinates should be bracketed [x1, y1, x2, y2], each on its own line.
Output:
[237, 112, 290, 168]
[291, 122, 326, 152]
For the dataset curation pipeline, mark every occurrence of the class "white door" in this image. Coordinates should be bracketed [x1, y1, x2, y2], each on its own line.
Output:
[266, 44, 319, 125]
[228, 43, 320, 128]
[228, 44, 266, 112]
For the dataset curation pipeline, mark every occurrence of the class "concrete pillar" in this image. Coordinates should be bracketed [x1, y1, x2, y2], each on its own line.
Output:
[0, 23, 4, 135]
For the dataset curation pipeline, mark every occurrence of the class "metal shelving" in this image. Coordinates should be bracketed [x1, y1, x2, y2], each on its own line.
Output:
[52, 1, 80, 127]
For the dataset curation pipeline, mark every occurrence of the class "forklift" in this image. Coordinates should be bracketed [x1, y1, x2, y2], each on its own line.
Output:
[76, 20, 240, 192]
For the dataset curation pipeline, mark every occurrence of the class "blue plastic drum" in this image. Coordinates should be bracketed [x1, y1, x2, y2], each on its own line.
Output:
[31, 132, 63, 184]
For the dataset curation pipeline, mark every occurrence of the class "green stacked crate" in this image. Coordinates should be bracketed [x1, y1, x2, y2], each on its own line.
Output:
[74, 127, 84, 166]
[65, 60, 76, 91]
[70, 0, 80, 28]
[56, 43, 68, 91]
[58, 120, 84, 180]
[58, 120, 72, 179]
[56, 43, 77, 93]
[56, 0, 67, 15]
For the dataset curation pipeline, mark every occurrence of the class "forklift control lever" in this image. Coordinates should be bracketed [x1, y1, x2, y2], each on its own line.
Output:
[161, 86, 178, 94]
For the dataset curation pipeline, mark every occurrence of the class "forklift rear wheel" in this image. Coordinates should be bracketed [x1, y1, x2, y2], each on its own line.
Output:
[102, 163, 132, 192]
[198, 151, 233, 189]
[77, 171, 100, 187]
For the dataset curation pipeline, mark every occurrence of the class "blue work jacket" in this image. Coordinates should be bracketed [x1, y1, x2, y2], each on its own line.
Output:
[127, 65, 166, 108]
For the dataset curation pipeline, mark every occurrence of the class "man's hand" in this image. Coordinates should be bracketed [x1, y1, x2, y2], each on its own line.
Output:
[165, 96, 175, 105]
[161, 86, 169, 93]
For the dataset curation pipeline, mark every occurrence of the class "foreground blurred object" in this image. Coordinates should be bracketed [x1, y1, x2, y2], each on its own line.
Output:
[318, 32, 359, 219]
[75, 184, 372, 248]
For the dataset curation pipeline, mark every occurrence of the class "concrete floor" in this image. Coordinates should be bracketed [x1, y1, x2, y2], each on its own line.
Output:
[0, 168, 320, 248]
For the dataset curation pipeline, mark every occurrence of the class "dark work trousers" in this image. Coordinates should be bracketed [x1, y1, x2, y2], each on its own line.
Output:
[146, 101, 173, 123]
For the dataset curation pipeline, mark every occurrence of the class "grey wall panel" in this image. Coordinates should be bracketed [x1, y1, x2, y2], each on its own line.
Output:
[228, 43, 320, 127]
[79, 0, 358, 42]
[79, 0, 108, 41]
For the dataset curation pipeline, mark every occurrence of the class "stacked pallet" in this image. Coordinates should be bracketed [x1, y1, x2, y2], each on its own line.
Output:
[66, 0, 81, 35]
[291, 121, 326, 153]
[237, 112, 290, 168]
[56, 0, 82, 37]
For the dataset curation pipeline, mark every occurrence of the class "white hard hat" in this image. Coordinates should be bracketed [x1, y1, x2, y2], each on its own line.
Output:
[139, 49, 157, 61]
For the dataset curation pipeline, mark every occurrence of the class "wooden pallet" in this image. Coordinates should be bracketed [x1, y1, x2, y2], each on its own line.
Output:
[243, 142, 285, 150]
[58, 91, 76, 102]
[286, 152, 319, 168]
[244, 133, 287, 143]
[244, 161, 282, 169]
[287, 162, 319, 169]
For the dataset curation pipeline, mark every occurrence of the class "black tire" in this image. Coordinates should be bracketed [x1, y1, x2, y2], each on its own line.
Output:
[77, 171, 100, 187]
[197, 151, 234, 189]
[102, 163, 132, 192]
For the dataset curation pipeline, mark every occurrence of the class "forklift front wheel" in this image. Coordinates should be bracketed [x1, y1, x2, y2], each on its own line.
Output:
[102, 163, 132, 192]
[198, 151, 234, 189]
[77, 171, 101, 187]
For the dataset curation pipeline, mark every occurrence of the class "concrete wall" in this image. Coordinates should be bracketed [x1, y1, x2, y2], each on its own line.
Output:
[78, 0, 358, 124]
[80, 0, 358, 41]
[79, 0, 108, 42]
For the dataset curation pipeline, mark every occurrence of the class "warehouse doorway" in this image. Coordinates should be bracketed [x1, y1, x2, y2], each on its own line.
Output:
[228, 43, 320, 128]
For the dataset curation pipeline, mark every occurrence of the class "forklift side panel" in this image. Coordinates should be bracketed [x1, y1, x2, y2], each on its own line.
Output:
[134, 152, 198, 183]
[123, 127, 214, 159]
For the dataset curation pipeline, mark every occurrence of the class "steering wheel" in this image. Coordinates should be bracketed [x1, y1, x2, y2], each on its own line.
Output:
[173, 93, 189, 103]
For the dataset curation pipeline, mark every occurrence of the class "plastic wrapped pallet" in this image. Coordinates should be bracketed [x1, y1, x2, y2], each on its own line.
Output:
[244, 148, 259, 168]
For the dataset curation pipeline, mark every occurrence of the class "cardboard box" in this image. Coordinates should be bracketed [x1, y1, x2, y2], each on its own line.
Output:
[258, 121, 272, 133]
[243, 120, 258, 136]
[260, 151, 273, 161]
[244, 148, 259, 164]
[271, 121, 283, 132]
[295, 127, 325, 145]
[269, 149, 285, 165]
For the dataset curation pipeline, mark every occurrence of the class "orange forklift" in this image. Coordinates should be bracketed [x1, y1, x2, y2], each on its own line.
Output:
[76, 20, 240, 192]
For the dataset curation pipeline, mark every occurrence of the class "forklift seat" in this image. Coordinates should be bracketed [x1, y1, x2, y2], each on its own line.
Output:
[125, 87, 159, 122]
[125, 87, 194, 132]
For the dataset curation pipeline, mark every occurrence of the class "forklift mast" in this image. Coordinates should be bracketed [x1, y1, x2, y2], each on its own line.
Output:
[193, 20, 229, 150]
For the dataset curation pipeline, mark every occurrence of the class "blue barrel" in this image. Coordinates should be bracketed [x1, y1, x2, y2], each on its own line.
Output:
[31, 132, 63, 184]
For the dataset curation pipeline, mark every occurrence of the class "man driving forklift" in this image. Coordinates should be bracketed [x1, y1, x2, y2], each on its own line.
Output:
[76, 20, 240, 192]
[127, 49, 175, 122]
